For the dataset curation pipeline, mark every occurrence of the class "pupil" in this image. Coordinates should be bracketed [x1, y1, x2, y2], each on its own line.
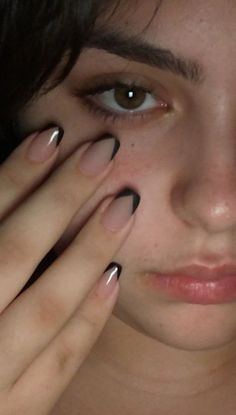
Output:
[114, 85, 146, 110]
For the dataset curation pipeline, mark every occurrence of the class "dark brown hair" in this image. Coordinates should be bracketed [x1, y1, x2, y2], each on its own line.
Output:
[0, 0, 113, 161]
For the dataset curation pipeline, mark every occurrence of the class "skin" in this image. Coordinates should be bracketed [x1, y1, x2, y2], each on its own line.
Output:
[18, 0, 236, 413]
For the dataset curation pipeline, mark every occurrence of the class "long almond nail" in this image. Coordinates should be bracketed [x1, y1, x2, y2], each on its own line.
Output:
[79, 136, 120, 177]
[95, 263, 122, 299]
[27, 127, 64, 163]
[101, 188, 141, 232]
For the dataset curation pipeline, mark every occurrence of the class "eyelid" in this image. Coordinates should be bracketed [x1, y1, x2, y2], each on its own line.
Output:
[74, 72, 169, 100]
[80, 80, 149, 96]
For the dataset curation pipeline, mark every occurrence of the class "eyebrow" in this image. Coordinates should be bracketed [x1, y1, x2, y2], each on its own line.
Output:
[85, 30, 204, 84]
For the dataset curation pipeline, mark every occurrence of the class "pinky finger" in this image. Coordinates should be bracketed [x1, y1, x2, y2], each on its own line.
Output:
[9, 264, 121, 415]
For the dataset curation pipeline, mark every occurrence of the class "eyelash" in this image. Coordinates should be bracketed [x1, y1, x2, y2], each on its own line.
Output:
[77, 80, 169, 125]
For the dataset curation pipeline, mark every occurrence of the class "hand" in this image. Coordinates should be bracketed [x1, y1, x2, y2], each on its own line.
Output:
[0, 127, 139, 414]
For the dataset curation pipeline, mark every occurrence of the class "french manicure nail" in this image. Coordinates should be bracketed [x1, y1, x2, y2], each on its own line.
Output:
[95, 262, 122, 299]
[104, 262, 122, 280]
[27, 127, 64, 163]
[79, 136, 120, 177]
[101, 188, 141, 232]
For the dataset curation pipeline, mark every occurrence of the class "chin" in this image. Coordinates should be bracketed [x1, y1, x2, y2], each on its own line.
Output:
[114, 299, 236, 352]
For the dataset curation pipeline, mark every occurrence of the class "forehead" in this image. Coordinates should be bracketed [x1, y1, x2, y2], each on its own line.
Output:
[97, 0, 236, 83]
[101, 0, 236, 52]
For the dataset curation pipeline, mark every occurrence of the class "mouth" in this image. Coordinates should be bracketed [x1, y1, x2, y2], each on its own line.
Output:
[145, 263, 236, 305]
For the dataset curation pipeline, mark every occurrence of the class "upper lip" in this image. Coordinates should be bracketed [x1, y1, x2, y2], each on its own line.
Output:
[155, 263, 236, 281]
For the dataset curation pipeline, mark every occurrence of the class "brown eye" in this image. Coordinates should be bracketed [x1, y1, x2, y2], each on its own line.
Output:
[89, 82, 160, 114]
[114, 85, 147, 110]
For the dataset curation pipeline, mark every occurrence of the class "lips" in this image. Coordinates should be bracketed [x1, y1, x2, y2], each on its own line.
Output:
[146, 262, 236, 304]
[159, 263, 236, 281]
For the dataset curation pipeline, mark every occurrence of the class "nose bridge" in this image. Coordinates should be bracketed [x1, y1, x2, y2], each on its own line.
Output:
[186, 162, 236, 230]
[199, 79, 236, 160]
[175, 106, 236, 233]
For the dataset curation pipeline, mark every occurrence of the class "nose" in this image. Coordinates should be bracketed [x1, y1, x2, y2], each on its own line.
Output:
[172, 129, 236, 234]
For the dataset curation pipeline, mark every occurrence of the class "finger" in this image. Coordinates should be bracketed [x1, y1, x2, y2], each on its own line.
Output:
[0, 126, 63, 221]
[9, 265, 121, 415]
[0, 136, 119, 311]
[0, 191, 139, 387]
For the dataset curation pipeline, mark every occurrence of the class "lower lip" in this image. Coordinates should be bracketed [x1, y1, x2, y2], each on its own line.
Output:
[147, 273, 236, 304]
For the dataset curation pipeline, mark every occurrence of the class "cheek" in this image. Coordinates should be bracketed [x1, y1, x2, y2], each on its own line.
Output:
[54, 135, 173, 256]
[54, 145, 150, 253]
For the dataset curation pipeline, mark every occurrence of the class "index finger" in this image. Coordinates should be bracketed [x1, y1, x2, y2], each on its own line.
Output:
[0, 136, 120, 311]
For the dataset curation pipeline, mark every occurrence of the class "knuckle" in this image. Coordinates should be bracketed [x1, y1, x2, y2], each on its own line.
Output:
[0, 162, 27, 191]
[34, 291, 67, 329]
[82, 218, 119, 260]
[54, 312, 99, 376]
[54, 339, 77, 375]
[0, 230, 32, 266]
[77, 306, 100, 332]
[50, 177, 79, 212]
[49, 158, 97, 215]
[81, 235, 109, 265]
[0, 392, 24, 415]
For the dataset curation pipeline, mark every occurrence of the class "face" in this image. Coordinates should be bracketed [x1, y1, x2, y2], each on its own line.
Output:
[18, 0, 236, 352]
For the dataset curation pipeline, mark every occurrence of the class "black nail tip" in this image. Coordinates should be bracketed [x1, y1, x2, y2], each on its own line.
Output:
[104, 262, 122, 280]
[94, 134, 120, 160]
[132, 192, 141, 213]
[56, 127, 64, 146]
[94, 133, 116, 143]
[111, 138, 120, 160]
[41, 123, 64, 146]
[115, 188, 141, 214]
